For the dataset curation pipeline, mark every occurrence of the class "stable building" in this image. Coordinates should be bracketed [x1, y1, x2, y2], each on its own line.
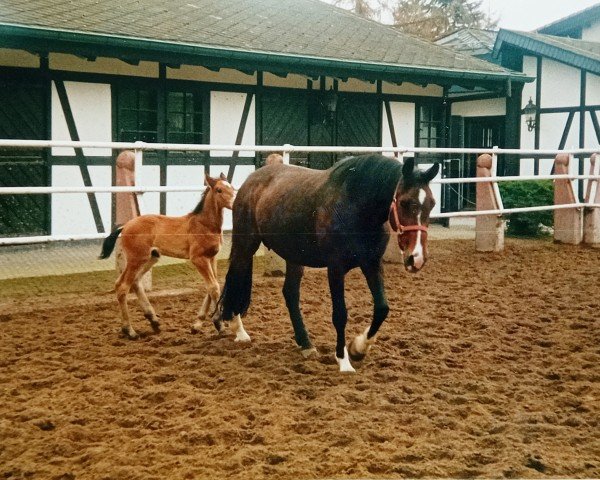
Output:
[438, 4, 600, 205]
[0, 0, 529, 239]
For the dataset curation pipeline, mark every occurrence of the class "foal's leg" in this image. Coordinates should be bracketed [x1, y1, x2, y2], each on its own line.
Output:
[197, 256, 219, 320]
[131, 249, 161, 333]
[328, 266, 354, 373]
[348, 261, 389, 362]
[283, 262, 316, 357]
[190, 255, 221, 334]
[115, 257, 146, 340]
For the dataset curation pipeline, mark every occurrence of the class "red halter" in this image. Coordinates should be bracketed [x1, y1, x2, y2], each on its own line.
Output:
[389, 198, 429, 236]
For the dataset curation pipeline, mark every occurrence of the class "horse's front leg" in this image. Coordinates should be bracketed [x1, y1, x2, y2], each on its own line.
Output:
[348, 261, 389, 362]
[328, 266, 354, 373]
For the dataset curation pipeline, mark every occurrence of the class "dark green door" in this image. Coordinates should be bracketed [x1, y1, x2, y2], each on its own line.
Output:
[261, 89, 309, 166]
[0, 80, 49, 237]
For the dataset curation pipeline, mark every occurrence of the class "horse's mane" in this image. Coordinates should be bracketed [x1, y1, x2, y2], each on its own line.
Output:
[327, 154, 403, 206]
[191, 187, 210, 214]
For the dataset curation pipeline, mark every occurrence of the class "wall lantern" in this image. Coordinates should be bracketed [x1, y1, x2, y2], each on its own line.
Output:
[321, 87, 338, 125]
[523, 97, 537, 132]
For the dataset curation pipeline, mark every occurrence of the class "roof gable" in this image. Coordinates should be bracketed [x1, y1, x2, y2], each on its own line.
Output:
[494, 29, 600, 75]
[0, 0, 528, 86]
[537, 3, 600, 37]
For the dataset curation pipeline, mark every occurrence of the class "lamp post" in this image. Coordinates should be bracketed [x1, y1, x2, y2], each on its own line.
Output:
[523, 97, 537, 132]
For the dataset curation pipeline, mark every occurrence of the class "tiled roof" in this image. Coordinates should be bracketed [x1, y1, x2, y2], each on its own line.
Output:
[537, 3, 600, 36]
[494, 29, 600, 75]
[0, 0, 528, 84]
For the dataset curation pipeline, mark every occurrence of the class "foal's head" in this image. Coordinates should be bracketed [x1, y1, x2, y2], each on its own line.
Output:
[206, 172, 236, 209]
[390, 158, 439, 273]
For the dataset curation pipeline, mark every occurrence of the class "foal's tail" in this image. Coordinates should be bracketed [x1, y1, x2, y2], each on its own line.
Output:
[98, 226, 124, 259]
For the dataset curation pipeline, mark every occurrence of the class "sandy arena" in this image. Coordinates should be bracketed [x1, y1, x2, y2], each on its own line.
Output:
[0, 238, 599, 479]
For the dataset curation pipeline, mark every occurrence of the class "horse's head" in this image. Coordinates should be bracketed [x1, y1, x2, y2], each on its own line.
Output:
[390, 158, 439, 273]
[206, 172, 236, 209]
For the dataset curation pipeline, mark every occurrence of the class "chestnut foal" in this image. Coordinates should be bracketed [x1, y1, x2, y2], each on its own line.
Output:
[99, 172, 250, 341]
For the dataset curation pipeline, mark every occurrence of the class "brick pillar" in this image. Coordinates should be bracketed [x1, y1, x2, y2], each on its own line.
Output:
[583, 153, 600, 246]
[476, 154, 504, 252]
[553, 154, 582, 245]
[115, 150, 152, 289]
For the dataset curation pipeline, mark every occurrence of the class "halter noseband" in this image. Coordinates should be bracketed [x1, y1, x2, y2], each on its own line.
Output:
[389, 197, 429, 236]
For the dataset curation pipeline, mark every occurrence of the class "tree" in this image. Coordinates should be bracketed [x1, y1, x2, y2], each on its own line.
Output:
[330, 0, 388, 21]
[392, 0, 497, 41]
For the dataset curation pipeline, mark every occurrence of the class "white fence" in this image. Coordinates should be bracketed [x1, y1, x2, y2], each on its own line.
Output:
[1, 140, 600, 245]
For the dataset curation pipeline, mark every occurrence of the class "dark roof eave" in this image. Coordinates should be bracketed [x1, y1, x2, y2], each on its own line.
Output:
[493, 29, 600, 75]
[0, 23, 531, 87]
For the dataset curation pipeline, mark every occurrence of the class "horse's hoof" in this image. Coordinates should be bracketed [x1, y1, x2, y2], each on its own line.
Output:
[121, 325, 139, 340]
[234, 331, 251, 342]
[347, 344, 366, 362]
[300, 347, 318, 358]
[150, 321, 161, 333]
[212, 316, 223, 333]
[190, 322, 201, 334]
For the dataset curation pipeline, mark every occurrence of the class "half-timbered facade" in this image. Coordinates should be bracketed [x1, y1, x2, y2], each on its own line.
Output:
[0, 0, 529, 238]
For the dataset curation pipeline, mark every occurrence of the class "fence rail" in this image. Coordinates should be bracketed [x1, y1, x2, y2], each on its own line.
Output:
[1, 141, 599, 247]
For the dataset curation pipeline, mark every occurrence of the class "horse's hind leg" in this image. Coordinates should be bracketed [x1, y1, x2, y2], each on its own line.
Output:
[115, 258, 146, 340]
[197, 256, 218, 320]
[132, 249, 161, 333]
[213, 233, 261, 331]
[283, 262, 315, 357]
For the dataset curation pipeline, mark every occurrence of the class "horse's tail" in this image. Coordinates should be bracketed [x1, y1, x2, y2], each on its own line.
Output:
[211, 252, 255, 331]
[98, 226, 124, 259]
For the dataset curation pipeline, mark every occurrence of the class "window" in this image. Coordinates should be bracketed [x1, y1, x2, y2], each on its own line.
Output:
[167, 91, 204, 144]
[417, 104, 443, 148]
[117, 87, 158, 142]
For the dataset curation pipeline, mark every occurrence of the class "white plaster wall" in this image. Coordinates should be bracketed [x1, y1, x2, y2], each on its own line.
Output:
[418, 163, 441, 216]
[585, 72, 600, 105]
[210, 91, 256, 158]
[382, 102, 415, 156]
[51, 81, 112, 157]
[451, 98, 505, 117]
[209, 91, 258, 230]
[540, 58, 581, 109]
[166, 166, 207, 216]
[136, 166, 161, 216]
[582, 21, 600, 41]
[51, 166, 111, 235]
[522, 56, 538, 107]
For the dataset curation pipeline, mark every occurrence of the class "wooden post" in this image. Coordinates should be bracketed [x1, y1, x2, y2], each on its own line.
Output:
[553, 154, 582, 245]
[583, 153, 600, 246]
[115, 150, 152, 289]
[476, 154, 504, 252]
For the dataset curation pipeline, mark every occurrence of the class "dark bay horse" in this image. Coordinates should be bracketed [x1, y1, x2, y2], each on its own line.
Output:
[212, 154, 439, 372]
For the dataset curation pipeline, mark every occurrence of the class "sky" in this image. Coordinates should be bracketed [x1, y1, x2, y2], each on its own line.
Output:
[477, 0, 599, 31]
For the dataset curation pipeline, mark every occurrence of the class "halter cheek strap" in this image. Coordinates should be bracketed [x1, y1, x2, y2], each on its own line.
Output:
[389, 198, 429, 236]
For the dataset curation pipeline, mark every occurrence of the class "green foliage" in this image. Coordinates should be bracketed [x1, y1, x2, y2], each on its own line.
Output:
[499, 180, 554, 237]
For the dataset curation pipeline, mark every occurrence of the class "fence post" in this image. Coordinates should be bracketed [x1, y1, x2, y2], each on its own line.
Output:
[476, 153, 504, 252]
[553, 154, 582, 245]
[115, 150, 152, 289]
[583, 153, 600, 246]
